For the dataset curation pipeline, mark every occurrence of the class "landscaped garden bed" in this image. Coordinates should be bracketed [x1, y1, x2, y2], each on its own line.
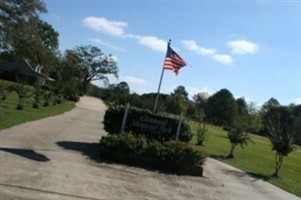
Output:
[99, 134, 207, 176]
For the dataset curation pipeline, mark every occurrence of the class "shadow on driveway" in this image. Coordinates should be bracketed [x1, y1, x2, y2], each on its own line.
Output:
[0, 147, 50, 162]
[56, 141, 100, 162]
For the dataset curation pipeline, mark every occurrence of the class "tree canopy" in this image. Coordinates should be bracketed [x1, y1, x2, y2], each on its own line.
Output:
[66, 45, 118, 95]
[205, 89, 237, 126]
[0, 0, 47, 53]
[263, 106, 297, 177]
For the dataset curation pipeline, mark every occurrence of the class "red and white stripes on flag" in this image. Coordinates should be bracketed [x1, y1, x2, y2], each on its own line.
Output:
[163, 44, 187, 75]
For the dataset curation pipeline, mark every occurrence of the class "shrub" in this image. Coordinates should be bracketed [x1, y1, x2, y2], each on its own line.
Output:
[99, 134, 207, 166]
[103, 105, 193, 142]
[32, 102, 39, 108]
[103, 105, 124, 134]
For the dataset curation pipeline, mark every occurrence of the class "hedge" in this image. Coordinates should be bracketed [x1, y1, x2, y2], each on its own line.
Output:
[99, 134, 207, 167]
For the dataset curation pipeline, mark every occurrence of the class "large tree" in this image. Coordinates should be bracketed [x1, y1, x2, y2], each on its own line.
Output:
[261, 97, 280, 114]
[103, 81, 130, 105]
[166, 85, 189, 115]
[50, 51, 81, 101]
[293, 115, 301, 145]
[193, 92, 209, 108]
[236, 97, 249, 116]
[66, 45, 118, 95]
[8, 18, 58, 71]
[0, 0, 47, 53]
[1, 0, 59, 76]
[205, 89, 237, 126]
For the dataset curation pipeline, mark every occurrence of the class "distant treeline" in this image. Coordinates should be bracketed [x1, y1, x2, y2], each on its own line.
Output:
[87, 82, 301, 145]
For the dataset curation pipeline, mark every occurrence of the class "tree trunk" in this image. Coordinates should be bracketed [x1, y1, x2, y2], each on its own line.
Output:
[227, 144, 236, 158]
[273, 153, 284, 177]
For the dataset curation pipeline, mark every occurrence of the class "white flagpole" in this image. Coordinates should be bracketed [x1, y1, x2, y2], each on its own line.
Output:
[153, 39, 171, 113]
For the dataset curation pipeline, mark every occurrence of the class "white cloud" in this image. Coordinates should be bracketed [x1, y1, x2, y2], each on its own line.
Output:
[83, 16, 167, 52]
[120, 76, 147, 86]
[185, 86, 214, 99]
[127, 34, 167, 52]
[83, 17, 127, 37]
[212, 54, 233, 65]
[182, 39, 233, 65]
[227, 40, 259, 54]
[93, 75, 147, 90]
[182, 40, 216, 56]
[88, 38, 125, 51]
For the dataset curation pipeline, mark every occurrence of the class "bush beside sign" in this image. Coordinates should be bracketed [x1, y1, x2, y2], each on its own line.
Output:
[99, 134, 207, 176]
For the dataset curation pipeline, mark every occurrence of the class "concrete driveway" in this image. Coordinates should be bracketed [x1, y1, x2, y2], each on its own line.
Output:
[0, 96, 300, 200]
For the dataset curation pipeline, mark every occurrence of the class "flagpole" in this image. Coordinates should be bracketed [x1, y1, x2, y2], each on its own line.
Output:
[152, 60, 165, 113]
[153, 39, 171, 113]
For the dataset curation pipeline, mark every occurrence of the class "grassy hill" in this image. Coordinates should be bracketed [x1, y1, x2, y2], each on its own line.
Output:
[190, 122, 301, 197]
[0, 92, 75, 130]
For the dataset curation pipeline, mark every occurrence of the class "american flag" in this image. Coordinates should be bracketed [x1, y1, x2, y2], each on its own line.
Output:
[163, 44, 187, 75]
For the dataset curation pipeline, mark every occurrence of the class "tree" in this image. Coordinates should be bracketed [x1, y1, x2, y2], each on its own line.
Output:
[3, 18, 59, 71]
[115, 81, 130, 94]
[0, 0, 46, 23]
[226, 114, 253, 158]
[264, 107, 297, 177]
[1, 2, 59, 109]
[0, 0, 47, 54]
[67, 45, 118, 95]
[261, 97, 280, 114]
[291, 105, 301, 145]
[205, 89, 237, 126]
[188, 92, 209, 120]
[193, 92, 209, 108]
[292, 115, 301, 145]
[114, 81, 130, 104]
[166, 86, 189, 115]
[139, 93, 168, 112]
[0, 80, 11, 103]
[50, 52, 81, 101]
[10, 82, 31, 110]
[172, 85, 189, 100]
[227, 128, 252, 158]
[236, 97, 249, 115]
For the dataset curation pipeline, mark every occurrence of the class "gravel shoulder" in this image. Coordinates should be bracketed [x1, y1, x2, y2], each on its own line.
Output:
[0, 96, 300, 200]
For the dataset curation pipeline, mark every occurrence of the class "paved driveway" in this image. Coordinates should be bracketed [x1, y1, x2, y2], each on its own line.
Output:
[0, 96, 300, 200]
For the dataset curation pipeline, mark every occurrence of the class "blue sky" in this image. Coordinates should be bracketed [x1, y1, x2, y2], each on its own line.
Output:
[41, 1, 301, 106]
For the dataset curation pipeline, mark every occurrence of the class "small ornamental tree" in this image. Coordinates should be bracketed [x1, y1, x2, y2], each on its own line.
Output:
[0, 81, 11, 103]
[227, 128, 251, 158]
[11, 82, 29, 110]
[227, 115, 253, 158]
[264, 107, 297, 177]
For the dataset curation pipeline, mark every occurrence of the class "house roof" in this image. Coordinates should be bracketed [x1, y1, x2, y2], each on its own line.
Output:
[0, 62, 54, 84]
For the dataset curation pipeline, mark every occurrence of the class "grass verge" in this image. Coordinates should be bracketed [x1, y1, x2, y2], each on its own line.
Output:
[190, 121, 301, 197]
[0, 92, 75, 130]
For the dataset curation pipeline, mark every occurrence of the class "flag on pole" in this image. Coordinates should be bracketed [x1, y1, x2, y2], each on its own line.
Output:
[163, 44, 187, 75]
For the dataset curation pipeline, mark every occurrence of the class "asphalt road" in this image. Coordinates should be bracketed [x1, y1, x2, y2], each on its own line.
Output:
[0, 96, 300, 200]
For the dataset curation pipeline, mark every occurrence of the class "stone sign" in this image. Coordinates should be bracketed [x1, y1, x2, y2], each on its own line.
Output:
[126, 113, 178, 136]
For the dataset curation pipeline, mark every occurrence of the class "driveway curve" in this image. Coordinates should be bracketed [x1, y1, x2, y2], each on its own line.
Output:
[0, 96, 300, 200]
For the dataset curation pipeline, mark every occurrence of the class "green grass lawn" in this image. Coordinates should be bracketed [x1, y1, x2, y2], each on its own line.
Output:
[190, 121, 301, 197]
[0, 92, 75, 130]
